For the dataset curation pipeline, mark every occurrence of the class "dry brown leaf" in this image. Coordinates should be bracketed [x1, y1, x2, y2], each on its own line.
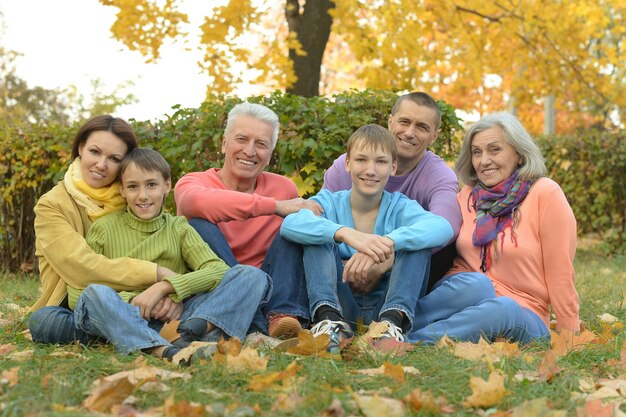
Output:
[538, 349, 560, 382]
[163, 395, 206, 417]
[172, 341, 217, 365]
[435, 334, 456, 348]
[270, 392, 305, 413]
[404, 387, 455, 414]
[0, 343, 16, 355]
[320, 398, 346, 417]
[550, 329, 598, 356]
[510, 398, 567, 416]
[463, 370, 510, 408]
[0, 367, 19, 387]
[225, 347, 268, 371]
[82, 376, 135, 413]
[371, 338, 415, 356]
[99, 365, 191, 385]
[159, 319, 181, 342]
[353, 362, 414, 383]
[354, 394, 406, 417]
[8, 350, 33, 361]
[586, 378, 626, 401]
[383, 362, 406, 383]
[287, 330, 331, 356]
[453, 337, 519, 362]
[49, 351, 85, 359]
[578, 398, 615, 417]
[362, 321, 390, 339]
[248, 360, 301, 391]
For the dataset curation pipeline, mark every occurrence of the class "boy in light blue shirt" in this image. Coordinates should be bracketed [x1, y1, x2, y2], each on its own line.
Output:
[280, 124, 453, 351]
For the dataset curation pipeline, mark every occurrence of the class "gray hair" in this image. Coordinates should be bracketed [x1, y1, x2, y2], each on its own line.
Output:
[455, 112, 547, 186]
[224, 103, 280, 150]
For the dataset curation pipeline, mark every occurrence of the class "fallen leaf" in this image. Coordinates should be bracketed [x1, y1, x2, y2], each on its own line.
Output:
[159, 319, 181, 342]
[362, 321, 390, 339]
[287, 330, 332, 356]
[320, 398, 346, 417]
[248, 361, 301, 391]
[49, 351, 85, 359]
[7, 350, 33, 361]
[510, 398, 567, 416]
[0, 343, 16, 355]
[579, 377, 597, 393]
[435, 334, 455, 348]
[550, 329, 598, 357]
[404, 387, 454, 414]
[172, 341, 217, 365]
[586, 378, 626, 401]
[225, 347, 268, 371]
[82, 376, 135, 413]
[353, 362, 416, 383]
[538, 350, 560, 382]
[371, 338, 415, 356]
[99, 366, 191, 385]
[578, 398, 615, 417]
[354, 394, 406, 417]
[597, 313, 618, 324]
[452, 337, 520, 362]
[0, 367, 19, 387]
[271, 392, 305, 412]
[463, 370, 510, 408]
[163, 395, 206, 417]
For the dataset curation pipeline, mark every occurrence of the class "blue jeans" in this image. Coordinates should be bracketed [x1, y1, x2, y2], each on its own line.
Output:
[30, 265, 271, 353]
[189, 219, 310, 329]
[304, 243, 431, 332]
[407, 272, 550, 344]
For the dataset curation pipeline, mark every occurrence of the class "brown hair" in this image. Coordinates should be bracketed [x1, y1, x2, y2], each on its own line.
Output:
[390, 92, 441, 130]
[119, 148, 171, 183]
[70, 115, 139, 160]
[346, 124, 397, 161]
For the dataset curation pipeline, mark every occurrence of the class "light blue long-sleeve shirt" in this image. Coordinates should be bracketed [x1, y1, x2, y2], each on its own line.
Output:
[280, 189, 454, 260]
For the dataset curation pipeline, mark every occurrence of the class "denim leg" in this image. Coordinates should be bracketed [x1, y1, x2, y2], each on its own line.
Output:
[74, 284, 170, 355]
[411, 272, 495, 330]
[378, 249, 431, 330]
[261, 234, 310, 323]
[407, 296, 550, 344]
[178, 265, 272, 341]
[29, 306, 96, 345]
[303, 244, 345, 318]
[188, 218, 238, 267]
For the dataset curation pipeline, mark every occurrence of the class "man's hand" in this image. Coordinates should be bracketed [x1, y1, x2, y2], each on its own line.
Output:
[335, 228, 394, 263]
[349, 252, 394, 294]
[131, 281, 174, 320]
[275, 198, 323, 217]
[150, 296, 183, 322]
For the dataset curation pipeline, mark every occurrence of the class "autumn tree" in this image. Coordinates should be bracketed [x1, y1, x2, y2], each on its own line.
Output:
[99, 0, 625, 132]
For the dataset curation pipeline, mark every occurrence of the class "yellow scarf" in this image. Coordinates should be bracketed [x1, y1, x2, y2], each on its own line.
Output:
[63, 158, 126, 220]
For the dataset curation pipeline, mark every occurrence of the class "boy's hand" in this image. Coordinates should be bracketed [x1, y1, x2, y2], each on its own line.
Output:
[342, 252, 376, 284]
[349, 252, 394, 294]
[275, 198, 323, 217]
[131, 281, 174, 320]
[335, 228, 394, 263]
[150, 296, 183, 322]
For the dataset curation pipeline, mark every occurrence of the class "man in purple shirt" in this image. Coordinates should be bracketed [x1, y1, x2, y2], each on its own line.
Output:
[323, 92, 461, 293]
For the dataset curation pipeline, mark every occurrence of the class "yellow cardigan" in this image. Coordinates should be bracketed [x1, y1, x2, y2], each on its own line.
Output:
[31, 182, 157, 311]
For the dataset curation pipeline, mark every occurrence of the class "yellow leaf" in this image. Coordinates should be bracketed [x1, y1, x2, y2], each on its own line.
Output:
[353, 394, 406, 417]
[248, 361, 301, 391]
[510, 398, 567, 416]
[287, 330, 331, 356]
[550, 329, 598, 357]
[271, 392, 305, 413]
[0, 367, 19, 387]
[463, 370, 510, 408]
[225, 347, 268, 371]
[82, 376, 135, 413]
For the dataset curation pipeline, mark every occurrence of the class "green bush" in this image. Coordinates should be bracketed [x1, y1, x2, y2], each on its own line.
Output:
[539, 131, 626, 254]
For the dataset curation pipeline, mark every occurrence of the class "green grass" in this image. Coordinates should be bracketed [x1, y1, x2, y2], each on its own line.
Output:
[0, 246, 624, 417]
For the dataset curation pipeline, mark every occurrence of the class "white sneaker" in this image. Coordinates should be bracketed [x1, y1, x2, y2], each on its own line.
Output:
[380, 320, 405, 342]
[310, 319, 354, 353]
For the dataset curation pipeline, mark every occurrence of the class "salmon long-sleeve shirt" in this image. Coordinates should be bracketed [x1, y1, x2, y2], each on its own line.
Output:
[174, 168, 298, 267]
[447, 178, 580, 331]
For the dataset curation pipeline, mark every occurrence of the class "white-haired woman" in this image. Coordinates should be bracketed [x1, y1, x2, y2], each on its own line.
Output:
[408, 112, 579, 344]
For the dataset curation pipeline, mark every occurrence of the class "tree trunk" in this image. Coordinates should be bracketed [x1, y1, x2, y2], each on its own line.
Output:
[285, 0, 334, 97]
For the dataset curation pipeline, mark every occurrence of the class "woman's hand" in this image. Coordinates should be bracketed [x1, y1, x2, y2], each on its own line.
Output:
[131, 281, 174, 320]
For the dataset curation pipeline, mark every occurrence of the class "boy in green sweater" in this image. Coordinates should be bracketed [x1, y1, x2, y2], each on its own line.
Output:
[71, 148, 271, 363]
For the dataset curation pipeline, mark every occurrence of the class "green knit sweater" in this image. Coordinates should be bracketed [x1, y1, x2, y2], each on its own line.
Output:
[67, 209, 229, 309]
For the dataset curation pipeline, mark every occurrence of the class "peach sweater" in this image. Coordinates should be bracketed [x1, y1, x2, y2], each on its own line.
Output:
[448, 178, 580, 331]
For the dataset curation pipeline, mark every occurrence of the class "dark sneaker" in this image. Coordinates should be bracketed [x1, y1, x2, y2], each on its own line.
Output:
[310, 319, 354, 353]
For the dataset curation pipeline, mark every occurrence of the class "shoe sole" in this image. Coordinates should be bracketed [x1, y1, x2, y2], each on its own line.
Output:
[269, 317, 302, 339]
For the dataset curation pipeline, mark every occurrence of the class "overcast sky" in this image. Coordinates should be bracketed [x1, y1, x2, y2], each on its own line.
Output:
[1, 0, 226, 122]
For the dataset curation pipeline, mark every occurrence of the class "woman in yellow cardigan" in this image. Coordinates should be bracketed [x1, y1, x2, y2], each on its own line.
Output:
[29, 115, 176, 344]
